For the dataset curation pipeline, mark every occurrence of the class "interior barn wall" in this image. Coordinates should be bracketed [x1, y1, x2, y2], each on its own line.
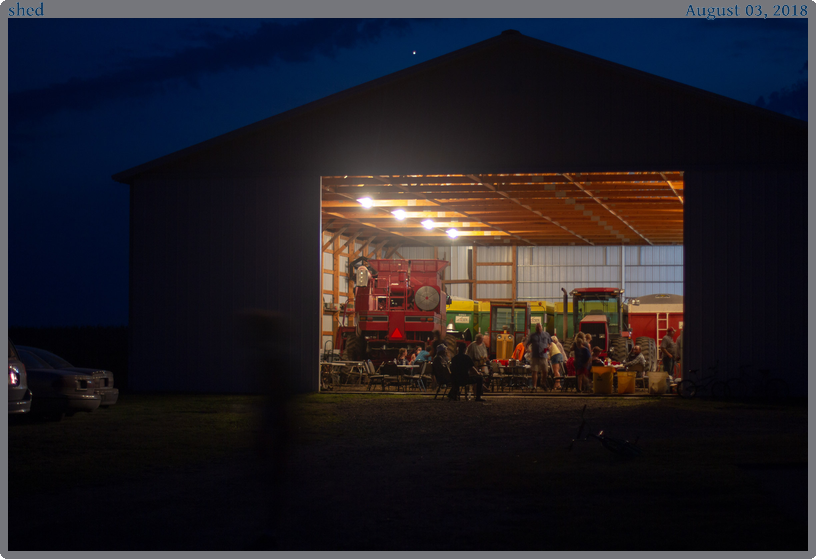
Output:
[130, 173, 320, 393]
[685, 166, 807, 396]
[517, 246, 684, 301]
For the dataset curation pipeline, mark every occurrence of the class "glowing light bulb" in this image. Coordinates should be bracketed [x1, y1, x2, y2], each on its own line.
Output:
[357, 197, 373, 208]
[392, 209, 406, 220]
[447, 228, 459, 239]
[421, 219, 435, 230]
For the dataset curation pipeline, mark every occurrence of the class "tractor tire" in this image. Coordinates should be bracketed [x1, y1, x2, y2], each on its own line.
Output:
[636, 336, 651, 370]
[645, 338, 658, 371]
[562, 338, 573, 357]
[342, 333, 366, 362]
[637, 336, 656, 371]
[445, 333, 459, 360]
[610, 336, 629, 363]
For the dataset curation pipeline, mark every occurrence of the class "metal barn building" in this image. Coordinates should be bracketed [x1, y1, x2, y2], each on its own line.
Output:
[113, 31, 806, 395]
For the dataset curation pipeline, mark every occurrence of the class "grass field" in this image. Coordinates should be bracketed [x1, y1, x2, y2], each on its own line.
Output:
[7, 393, 808, 550]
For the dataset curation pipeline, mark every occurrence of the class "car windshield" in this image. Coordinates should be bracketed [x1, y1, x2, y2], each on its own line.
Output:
[30, 349, 73, 368]
[18, 350, 53, 370]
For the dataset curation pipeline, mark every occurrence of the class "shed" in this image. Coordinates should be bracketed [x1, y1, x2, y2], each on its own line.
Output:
[113, 30, 806, 395]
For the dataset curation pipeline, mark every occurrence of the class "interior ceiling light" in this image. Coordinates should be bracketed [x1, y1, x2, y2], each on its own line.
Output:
[392, 209, 406, 220]
[446, 228, 459, 239]
[357, 197, 373, 208]
[421, 219, 435, 230]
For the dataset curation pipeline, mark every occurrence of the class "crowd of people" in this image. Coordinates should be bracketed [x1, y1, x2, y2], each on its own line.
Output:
[386, 324, 683, 397]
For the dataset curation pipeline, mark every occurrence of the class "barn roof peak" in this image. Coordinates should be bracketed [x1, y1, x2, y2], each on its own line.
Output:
[112, 29, 804, 184]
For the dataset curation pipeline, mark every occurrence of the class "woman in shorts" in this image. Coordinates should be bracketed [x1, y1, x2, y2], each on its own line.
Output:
[549, 336, 565, 389]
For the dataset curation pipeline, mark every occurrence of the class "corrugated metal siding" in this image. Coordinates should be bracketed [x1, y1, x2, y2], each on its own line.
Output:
[446, 246, 470, 299]
[396, 247, 435, 260]
[517, 246, 683, 303]
[129, 174, 321, 394]
[685, 166, 806, 396]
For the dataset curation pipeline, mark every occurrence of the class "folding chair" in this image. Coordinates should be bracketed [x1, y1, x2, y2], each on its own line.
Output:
[366, 360, 386, 391]
[404, 362, 429, 392]
[381, 362, 406, 391]
[630, 363, 647, 390]
[432, 360, 454, 399]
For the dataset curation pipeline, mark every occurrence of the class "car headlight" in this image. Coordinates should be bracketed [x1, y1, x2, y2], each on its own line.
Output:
[8, 365, 19, 387]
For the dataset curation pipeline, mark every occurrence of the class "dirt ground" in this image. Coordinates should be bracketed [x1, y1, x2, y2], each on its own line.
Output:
[7, 393, 808, 551]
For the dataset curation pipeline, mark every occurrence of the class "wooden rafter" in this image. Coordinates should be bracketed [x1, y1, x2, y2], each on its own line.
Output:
[562, 173, 654, 246]
[321, 171, 684, 247]
[322, 226, 347, 252]
[383, 176, 536, 246]
[469, 175, 594, 246]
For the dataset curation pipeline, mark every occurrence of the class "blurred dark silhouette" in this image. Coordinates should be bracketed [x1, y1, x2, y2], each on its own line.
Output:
[238, 309, 297, 550]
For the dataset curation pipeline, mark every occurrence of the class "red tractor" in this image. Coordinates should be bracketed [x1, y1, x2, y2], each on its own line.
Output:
[336, 258, 449, 365]
[566, 287, 633, 362]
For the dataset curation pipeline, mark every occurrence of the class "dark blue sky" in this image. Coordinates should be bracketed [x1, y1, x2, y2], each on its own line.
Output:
[8, 18, 807, 326]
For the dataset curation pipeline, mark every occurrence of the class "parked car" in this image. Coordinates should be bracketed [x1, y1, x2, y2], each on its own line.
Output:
[16, 349, 101, 419]
[8, 338, 32, 414]
[19, 346, 119, 407]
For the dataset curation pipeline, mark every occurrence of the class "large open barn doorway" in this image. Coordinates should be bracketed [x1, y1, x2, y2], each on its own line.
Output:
[319, 171, 684, 392]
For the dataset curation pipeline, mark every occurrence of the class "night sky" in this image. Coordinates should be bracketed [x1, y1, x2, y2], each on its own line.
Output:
[8, 18, 807, 327]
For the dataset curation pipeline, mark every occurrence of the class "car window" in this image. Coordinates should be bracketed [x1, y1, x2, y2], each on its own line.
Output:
[8, 339, 18, 360]
[31, 349, 73, 368]
[18, 350, 53, 370]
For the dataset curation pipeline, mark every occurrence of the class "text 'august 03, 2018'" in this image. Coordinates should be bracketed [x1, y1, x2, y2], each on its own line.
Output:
[686, 4, 807, 19]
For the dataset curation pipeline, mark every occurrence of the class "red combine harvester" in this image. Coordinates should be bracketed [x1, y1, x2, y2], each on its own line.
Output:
[336, 258, 449, 365]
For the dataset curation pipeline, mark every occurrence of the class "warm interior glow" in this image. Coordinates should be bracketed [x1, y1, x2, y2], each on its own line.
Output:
[357, 197, 374, 208]
[421, 219, 435, 230]
[446, 228, 459, 239]
[392, 209, 406, 220]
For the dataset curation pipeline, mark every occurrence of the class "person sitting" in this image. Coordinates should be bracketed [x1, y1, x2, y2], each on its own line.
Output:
[565, 352, 576, 376]
[616, 345, 646, 372]
[465, 333, 491, 389]
[413, 345, 431, 363]
[431, 344, 451, 394]
[448, 342, 486, 402]
[395, 348, 409, 365]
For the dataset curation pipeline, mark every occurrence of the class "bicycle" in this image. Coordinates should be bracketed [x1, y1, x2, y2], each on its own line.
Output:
[568, 404, 642, 459]
[725, 365, 790, 401]
[676, 362, 728, 399]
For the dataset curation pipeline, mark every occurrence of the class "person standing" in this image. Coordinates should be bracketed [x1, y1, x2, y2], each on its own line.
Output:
[675, 329, 683, 377]
[511, 336, 527, 362]
[660, 327, 678, 378]
[549, 336, 565, 389]
[528, 323, 552, 390]
[573, 337, 591, 392]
